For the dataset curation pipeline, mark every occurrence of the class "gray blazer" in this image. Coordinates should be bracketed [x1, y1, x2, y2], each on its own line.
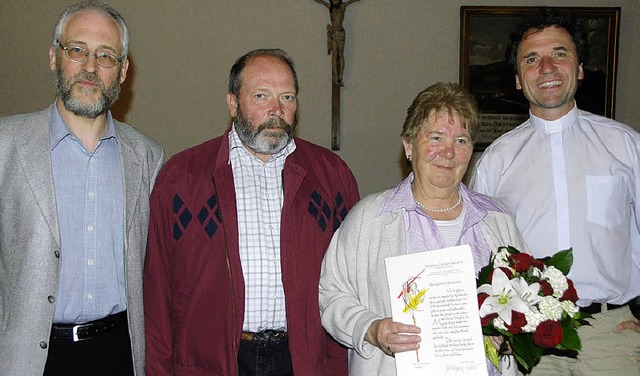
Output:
[0, 105, 164, 375]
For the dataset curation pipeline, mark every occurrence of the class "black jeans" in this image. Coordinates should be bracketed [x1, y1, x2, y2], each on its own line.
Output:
[43, 322, 134, 376]
[238, 338, 293, 376]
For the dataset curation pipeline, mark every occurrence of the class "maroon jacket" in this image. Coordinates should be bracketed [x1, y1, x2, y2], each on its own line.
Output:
[144, 131, 359, 375]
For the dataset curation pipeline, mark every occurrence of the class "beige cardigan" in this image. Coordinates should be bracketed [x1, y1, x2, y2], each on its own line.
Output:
[319, 184, 527, 376]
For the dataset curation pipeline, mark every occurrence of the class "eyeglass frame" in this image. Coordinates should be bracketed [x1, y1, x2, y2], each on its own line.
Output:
[55, 39, 123, 68]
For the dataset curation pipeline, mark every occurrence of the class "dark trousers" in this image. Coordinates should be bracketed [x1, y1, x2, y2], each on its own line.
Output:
[43, 321, 134, 376]
[238, 338, 293, 376]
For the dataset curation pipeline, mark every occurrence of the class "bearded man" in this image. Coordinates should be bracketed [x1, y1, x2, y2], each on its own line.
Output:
[0, 1, 163, 375]
[144, 48, 360, 376]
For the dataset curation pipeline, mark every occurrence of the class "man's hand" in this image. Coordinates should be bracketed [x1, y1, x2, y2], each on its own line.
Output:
[615, 319, 640, 361]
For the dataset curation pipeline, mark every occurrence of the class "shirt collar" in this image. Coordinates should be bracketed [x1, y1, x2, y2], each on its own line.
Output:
[49, 103, 118, 150]
[379, 172, 492, 230]
[379, 172, 421, 215]
[530, 101, 578, 134]
[228, 123, 296, 164]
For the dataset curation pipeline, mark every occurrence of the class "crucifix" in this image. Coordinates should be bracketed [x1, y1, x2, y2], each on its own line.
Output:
[313, 0, 361, 150]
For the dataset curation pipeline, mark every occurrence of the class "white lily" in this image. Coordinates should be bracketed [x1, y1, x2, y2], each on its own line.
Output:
[478, 268, 531, 325]
[511, 277, 544, 307]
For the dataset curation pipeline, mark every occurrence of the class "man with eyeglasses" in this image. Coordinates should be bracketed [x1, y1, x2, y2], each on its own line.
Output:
[0, 1, 163, 375]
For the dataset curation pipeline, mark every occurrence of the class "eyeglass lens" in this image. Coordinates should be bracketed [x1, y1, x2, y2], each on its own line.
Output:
[64, 45, 119, 68]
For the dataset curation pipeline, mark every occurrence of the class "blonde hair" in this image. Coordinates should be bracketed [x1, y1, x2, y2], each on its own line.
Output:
[401, 82, 479, 143]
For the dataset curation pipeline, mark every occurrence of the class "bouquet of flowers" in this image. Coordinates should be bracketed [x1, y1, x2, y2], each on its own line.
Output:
[476, 246, 591, 374]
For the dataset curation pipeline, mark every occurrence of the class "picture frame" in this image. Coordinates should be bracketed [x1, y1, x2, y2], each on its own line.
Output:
[459, 6, 621, 150]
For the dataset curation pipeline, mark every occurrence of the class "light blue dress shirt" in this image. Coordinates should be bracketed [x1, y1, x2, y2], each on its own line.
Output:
[49, 104, 125, 324]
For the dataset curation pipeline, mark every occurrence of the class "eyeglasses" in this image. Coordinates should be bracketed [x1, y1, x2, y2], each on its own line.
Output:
[56, 40, 122, 68]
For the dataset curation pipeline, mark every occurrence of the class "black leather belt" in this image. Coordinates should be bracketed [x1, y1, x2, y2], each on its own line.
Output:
[51, 311, 127, 342]
[579, 297, 640, 319]
[579, 302, 626, 314]
[241, 330, 288, 347]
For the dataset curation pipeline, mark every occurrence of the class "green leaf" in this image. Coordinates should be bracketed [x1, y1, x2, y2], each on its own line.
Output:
[546, 248, 573, 274]
[506, 245, 522, 255]
[559, 322, 582, 351]
[484, 337, 501, 370]
[574, 311, 593, 323]
[511, 334, 543, 372]
[477, 264, 493, 285]
[482, 325, 502, 336]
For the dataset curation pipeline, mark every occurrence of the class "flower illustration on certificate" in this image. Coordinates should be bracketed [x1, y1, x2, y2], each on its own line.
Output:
[397, 268, 427, 362]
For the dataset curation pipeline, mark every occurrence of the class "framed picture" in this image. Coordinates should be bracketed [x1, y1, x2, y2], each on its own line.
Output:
[459, 6, 621, 150]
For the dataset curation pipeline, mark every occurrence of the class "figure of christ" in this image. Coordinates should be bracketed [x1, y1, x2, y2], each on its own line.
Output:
[314, 0, 360, 86]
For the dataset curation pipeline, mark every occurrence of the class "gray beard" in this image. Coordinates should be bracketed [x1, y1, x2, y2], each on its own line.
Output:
[234, 108, 296, 155]
[53, 66, 121, 119]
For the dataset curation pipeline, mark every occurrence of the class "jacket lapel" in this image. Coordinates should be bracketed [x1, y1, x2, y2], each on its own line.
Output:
[382, 210, 405, 258]
[118, 131, 143, 240]
[15, 112, 61, 247]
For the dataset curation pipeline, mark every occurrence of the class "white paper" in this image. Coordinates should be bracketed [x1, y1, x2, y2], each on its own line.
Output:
[384, 244, 488, 376]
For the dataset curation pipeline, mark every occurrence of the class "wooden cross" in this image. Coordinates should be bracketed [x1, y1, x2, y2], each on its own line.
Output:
[314, 0, 361, 150]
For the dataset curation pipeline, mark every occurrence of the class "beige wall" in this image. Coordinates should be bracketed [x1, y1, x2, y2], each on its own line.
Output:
[1, 0, 638, 196]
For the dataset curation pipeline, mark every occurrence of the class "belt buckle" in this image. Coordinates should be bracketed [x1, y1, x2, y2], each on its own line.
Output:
[72, 324, 87, 342]
[256, 330, 286, 347]
[254, 331, 269, 348]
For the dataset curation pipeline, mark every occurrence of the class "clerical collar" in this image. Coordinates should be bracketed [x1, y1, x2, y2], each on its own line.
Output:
[530, 102, 578, 134]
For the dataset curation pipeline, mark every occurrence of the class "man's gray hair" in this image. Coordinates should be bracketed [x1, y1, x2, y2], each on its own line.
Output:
[52, 0, 130, 59]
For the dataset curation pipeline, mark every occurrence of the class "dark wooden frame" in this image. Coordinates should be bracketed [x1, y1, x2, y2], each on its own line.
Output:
[459, 6, 621, 150]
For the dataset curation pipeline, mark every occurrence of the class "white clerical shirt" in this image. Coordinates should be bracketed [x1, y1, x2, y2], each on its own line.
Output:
[471, 105, 640, 306]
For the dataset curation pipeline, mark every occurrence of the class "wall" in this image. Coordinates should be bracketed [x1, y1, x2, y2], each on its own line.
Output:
[1, 0, 638, 196]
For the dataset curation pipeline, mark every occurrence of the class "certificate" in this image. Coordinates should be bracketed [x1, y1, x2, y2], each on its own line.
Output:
[384, 245, 488, 376]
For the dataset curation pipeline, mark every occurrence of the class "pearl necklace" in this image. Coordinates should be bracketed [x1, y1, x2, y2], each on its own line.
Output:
[414, 193, 462, 213]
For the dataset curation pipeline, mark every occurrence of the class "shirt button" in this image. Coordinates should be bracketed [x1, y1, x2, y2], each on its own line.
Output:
[54, 250, 60, 258]
[87, 293, 94, 300]
[87, 225, 94, 232]
[88, 191, 95, 199]
[47, 295, 55, 304]
[40, 341, 48, 349]
[87, 259, 95, 266]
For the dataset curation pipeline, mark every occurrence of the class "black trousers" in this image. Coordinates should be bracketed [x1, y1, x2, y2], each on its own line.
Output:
[43, 321, 134, 376]
[238, 338, 293, 376]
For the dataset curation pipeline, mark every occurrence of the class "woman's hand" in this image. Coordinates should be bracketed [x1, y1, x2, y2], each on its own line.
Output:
[365, 318, 421, 356]
[488, 335, 512, 355]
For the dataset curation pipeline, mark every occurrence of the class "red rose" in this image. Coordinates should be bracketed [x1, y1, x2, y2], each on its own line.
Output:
[531, 259, 546, 271]
[489, 267, 513, 282]
[538, 280, 554, 296]
[505, 311, 527, 334]
[561, 279, 579, 303]
[508, 253, 536, 272]
[478, 293, 489, 309]
[481, 313, 498, 326]
[532, 320, 563, 348]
